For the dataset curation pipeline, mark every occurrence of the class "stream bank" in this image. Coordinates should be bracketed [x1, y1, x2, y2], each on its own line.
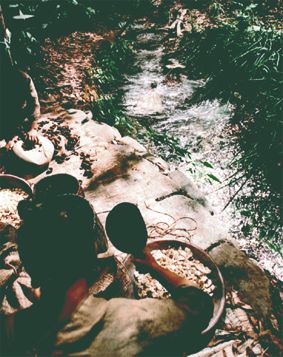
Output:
[0, 1, 282, 355]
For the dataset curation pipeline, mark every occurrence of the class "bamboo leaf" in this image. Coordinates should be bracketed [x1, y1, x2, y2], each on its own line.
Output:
[207, 174, 221, 183]
[201, 161, 214, 168]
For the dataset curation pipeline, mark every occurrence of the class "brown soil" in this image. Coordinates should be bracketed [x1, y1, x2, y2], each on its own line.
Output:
[32, 31, 115, 113]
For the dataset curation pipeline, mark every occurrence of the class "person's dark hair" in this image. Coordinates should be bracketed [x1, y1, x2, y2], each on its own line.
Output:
[106, 202, 147, 254]
[17, 194, 98, 288]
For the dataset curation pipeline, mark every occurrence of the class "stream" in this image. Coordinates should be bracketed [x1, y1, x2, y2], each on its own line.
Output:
[121, 22, 283, 280]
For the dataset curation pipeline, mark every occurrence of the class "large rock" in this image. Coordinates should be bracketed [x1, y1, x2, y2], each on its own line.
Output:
[29, 110, 146, 188]
[24, 108, 274, 327]
[208, 241, 272, 319]
[85, 155, 228, 251]
[27, 108, 228, 254]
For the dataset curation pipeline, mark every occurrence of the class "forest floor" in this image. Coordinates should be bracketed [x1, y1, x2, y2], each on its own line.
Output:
[32, 30, 115, 113]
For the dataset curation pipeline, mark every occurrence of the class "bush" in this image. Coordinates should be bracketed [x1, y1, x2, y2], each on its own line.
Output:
[1, 0, 99, 67]
[177, 6, 283, 253]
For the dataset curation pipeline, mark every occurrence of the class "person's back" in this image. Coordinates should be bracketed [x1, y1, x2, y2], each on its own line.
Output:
[0, 67, 40, 142]
[2, 280, 212, 356]
[54, 288, 212, 356]
[0, 195, 213, 356]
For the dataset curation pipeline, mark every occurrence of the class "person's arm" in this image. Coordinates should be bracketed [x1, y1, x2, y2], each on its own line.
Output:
[25, 75, 40, 121]
[133, 247, 214, 336]
[27, 120, 38, 143]
[133, 246, 199, 294]
[24, 74, 40, 143]
[104, 249, 213, 356]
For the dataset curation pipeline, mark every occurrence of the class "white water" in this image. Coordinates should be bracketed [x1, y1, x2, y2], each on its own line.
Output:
[121, 26, 283, 280]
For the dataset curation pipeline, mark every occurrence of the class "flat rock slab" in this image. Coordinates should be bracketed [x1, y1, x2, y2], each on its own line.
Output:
[85, 157, 227, 251]
[30, 108, 227, 252]
[29, 109, 146, 187]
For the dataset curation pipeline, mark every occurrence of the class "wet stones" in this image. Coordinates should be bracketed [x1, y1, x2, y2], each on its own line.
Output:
[208, 241, 272, 319]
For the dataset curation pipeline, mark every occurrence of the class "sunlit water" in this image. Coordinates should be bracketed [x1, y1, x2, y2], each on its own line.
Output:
[121, 26, 283, 280]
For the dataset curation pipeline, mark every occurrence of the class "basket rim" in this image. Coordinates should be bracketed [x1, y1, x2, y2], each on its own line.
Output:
[33, 173, 80, 195]
[0, 174, 33, 196]
[145, 238, 225, 335]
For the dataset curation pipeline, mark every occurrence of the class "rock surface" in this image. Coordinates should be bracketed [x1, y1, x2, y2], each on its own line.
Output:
[26, 108, 273, 323]
[29, 109, 227, 252]
[208, 241, 272, 319]
[0, 107, 279, 354]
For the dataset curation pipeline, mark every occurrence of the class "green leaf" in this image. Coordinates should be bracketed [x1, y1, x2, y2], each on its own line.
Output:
[201, 161, 214, 168]
[207, 174, 221, 183]
[242, 224, 251, 236]
[240, 210, 251, 217]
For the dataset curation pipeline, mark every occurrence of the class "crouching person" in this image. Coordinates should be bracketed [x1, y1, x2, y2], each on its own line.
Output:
[0, 66, 40, 150]
[0, 195, 213, 356]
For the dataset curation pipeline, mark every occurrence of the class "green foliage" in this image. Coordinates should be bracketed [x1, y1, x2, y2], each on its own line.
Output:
[208, 2, 224, 17]
[93, 0, 156, 19]
[90, 39, 135, 92]
[1, 0, 99, 67]
[229, 0, 282, 15]
[179, 0, 214, 10]
[138, 127, 189, 160]
[87, 38, 137, 136]
[178, 5, 283, 253]
[2, 0, 152, 67]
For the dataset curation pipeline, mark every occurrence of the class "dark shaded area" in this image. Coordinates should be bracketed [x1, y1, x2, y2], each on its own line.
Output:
[106, 202, 148, 254]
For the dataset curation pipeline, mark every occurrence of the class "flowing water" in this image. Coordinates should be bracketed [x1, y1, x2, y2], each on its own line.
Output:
[121, 24, 283, 280]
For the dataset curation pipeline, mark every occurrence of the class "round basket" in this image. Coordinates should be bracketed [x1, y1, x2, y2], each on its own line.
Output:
[12, 136, 54, 167]
[33, 173, 83, 200]
[143, 239, 225, 336]
[0, 174, 32, 196]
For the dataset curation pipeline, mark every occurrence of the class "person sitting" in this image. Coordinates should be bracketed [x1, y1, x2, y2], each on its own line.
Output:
[0, 195, 213, 356]
[0, 65, 40, 150]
